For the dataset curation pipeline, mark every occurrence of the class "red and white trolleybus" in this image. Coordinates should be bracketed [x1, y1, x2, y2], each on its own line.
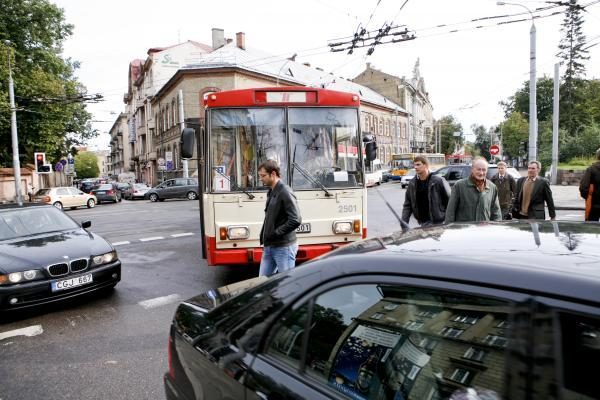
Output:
[181, 86, 376, 266]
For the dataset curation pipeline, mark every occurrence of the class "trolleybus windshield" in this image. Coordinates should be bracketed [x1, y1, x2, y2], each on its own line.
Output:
[209, 107, 361, 192]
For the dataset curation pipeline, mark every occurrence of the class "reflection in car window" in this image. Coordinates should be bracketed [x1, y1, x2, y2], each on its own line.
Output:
[0, 207, 79, 240]
[267, 284, 513, 399]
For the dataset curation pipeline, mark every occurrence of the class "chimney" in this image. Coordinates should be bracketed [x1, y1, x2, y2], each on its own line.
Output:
[236, 32, 246, 50]
[212, 28, 225, 50]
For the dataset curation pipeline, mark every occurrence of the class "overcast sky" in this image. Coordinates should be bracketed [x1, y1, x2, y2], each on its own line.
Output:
[52, 0, 600, 149]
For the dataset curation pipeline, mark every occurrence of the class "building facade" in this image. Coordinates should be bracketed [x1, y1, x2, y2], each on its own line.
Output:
[353, 60, 435, 154]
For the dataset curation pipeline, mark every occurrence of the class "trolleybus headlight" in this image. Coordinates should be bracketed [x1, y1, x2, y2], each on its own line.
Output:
[227, 226, 250, 240]
[333, 221, 353, 234]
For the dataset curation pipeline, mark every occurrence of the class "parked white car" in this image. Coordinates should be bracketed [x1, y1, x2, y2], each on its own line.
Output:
[400, 169, 416, 188]
[32, 187, 96, 210]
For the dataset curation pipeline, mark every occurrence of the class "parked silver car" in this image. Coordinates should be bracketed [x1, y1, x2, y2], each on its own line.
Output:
[145, 178, 198, 202]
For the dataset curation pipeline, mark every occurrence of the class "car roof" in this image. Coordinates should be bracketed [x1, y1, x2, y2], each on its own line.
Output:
[0, 203, 51, 211]
[304, 221, 600, 304]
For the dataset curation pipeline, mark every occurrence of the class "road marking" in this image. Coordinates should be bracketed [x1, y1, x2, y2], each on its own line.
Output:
[171, 232, 194, 238]
[0, 325, 44, 341]
[139, 236, 165, 242]
[138, 294, 181, 309]
[112, 241, 131, 246]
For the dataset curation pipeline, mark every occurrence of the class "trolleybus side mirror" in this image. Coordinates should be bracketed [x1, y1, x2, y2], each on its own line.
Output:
[181, 128, 195, 159]
[363, 134, 377, 162]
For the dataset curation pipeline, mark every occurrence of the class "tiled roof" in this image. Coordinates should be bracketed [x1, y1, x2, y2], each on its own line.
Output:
[182, 43, 406, 112]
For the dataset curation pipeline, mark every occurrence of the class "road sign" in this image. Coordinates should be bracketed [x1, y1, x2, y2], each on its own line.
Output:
[158, 157, 165, 166]
[54, 162, 63, 172]
[489, 145, 500, 156]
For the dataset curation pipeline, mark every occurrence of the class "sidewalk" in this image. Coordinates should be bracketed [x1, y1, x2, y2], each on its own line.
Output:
[550, 184, 585, 210]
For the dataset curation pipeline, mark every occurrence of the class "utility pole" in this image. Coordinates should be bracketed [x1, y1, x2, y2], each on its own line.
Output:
[178, 90, 189, 178]
[5, 40, 23, 205]
[551, 63, 560, 184]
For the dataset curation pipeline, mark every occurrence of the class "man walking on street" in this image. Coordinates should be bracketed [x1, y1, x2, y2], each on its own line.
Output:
[491, 161, 516, 220]
[258, 159, 302, 277]
[512, 161, 556, 220]
[579, 148, 600, 221]
[445, 157, 502, 223]
[402, 155, 451, 226]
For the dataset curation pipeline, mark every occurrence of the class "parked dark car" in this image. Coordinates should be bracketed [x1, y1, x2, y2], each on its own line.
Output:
[0, 203, 121, 312]
[90, 183, 121, 204]
[115, 182, 131, 198]
[165, 221, 600, 400]
[432, 164, 521, 186]
[146, 178, 198, 202]
[79, 180, 96, 193]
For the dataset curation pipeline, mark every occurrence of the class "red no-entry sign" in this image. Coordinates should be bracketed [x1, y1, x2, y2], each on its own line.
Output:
[489, 145, 500, 156]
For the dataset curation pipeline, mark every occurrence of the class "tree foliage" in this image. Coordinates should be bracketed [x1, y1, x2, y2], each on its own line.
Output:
[74, 152, 99, 179]
[0, 0, 96, 168]
[436, 115, 464, 155]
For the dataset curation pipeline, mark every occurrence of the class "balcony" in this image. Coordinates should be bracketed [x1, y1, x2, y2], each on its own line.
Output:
[148, 151, 157, 161]
[137, 126, 146, 137]
[147, 118, 155, 129]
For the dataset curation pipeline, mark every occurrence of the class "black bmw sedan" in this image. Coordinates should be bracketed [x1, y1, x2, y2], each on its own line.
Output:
[0, 203, 121, 312]
[165, 221, 600, 400]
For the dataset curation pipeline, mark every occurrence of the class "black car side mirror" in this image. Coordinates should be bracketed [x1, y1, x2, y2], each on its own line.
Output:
[81, 220, 92, 229]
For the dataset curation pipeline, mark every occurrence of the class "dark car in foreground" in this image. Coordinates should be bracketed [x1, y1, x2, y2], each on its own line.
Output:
[146, 178, 198, 202]
[165, 221, 600, 400]
[0, 204, 121, 312]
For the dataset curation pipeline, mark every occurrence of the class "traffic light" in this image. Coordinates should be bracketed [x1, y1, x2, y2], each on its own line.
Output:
[34, 152, 50, 173]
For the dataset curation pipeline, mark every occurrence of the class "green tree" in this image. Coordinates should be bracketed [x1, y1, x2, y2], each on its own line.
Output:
[472, 124, 492, 160]
[436, 115, 464, 155]
[499, 112, 528, 161]
[500, 77, 555, 125]
[0, 0, 97, 168]
[557, 0, 589, 137]
[74, 152, 99, 179]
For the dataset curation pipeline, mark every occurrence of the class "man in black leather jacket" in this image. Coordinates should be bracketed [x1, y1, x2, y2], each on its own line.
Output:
[402, 156, 451, 226]
[258, 160, 302, 276]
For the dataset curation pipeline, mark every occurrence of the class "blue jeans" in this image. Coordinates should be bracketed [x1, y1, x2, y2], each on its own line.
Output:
[259, 243, 298, 277]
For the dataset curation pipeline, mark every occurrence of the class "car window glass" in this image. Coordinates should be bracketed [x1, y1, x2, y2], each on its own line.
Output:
[266, 284, 514, 399]
[56, 188, 69, 196]
[447, 169, 462, 181]
[187, 179, 197, 186]
[435, 167, 448, 178]
[557, 312, 600, 399]
[0, 207, 79, 240]
[175, 178, 187, 186]
[67, 188, 79, 195]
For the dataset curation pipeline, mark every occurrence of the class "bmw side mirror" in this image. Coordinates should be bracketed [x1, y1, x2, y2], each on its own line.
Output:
[81, 220, 92, 229]
[181, 128, 195, 159]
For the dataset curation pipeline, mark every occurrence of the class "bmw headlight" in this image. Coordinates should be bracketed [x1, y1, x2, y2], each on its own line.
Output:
[91, 250, 118, 267]
[0, 269, 44, 285]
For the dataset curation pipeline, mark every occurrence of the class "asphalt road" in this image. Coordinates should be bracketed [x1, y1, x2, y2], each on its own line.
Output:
[0, 186, 584, 399]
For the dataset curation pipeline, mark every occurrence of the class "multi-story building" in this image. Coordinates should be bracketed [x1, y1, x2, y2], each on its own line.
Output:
[112, 29, 409, 185]
[123, 41, 213, 185]
[353, 60, 435, 153]
[107, 113, 130, 178]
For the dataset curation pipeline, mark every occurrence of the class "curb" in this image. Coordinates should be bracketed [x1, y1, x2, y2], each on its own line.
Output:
[555, 206, 585, 211]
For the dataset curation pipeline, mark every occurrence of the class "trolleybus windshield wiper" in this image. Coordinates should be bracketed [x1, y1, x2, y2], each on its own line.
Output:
[211, 167, 255, 200]
[292, 162, 333, 197]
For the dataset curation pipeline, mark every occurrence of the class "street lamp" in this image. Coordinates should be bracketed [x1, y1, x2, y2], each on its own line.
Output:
[497, 1, 537, 162]
[4, 40, 24, 205]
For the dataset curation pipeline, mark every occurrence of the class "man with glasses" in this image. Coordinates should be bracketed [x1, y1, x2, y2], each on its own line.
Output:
[258, 160, 302, 276]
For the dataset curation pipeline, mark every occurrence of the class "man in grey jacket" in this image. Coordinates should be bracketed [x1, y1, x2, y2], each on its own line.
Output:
[258, 159, 302, 277]
[445, 157, 502, 223]
[402, 155, 451, 226]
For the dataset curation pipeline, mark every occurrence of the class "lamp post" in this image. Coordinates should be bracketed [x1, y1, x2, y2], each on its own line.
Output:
[4, 40, 24, 205]
[497, 1, 537, 162]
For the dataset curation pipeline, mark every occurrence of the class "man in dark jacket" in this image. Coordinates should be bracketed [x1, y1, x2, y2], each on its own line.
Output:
[579, 148, 600, 221]
[258, 160, 302, 276]
[491, 161, 516, 219]
[513, 160, 556, 220]
[402, 156, 451, 226]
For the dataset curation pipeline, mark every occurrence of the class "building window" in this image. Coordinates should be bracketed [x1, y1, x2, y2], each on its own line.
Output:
[483, 334, 507, 347]
[451, 314, 480, 325]
[371, 313, 384, 320]
[383, 303, 398, 311]
[417, 310, 439, 318]
[404, 320, 424, 331]
[449, 368, 473, 385]
[440, 327, 464, 338]
[496, 320, 510, 328]
[463, 347, 487, 362]
[419, 337, 438, 351]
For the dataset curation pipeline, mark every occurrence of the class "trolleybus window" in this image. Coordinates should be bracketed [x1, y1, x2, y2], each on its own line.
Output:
[209, 108, 287, 191]
[289, 108, 361, 189]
